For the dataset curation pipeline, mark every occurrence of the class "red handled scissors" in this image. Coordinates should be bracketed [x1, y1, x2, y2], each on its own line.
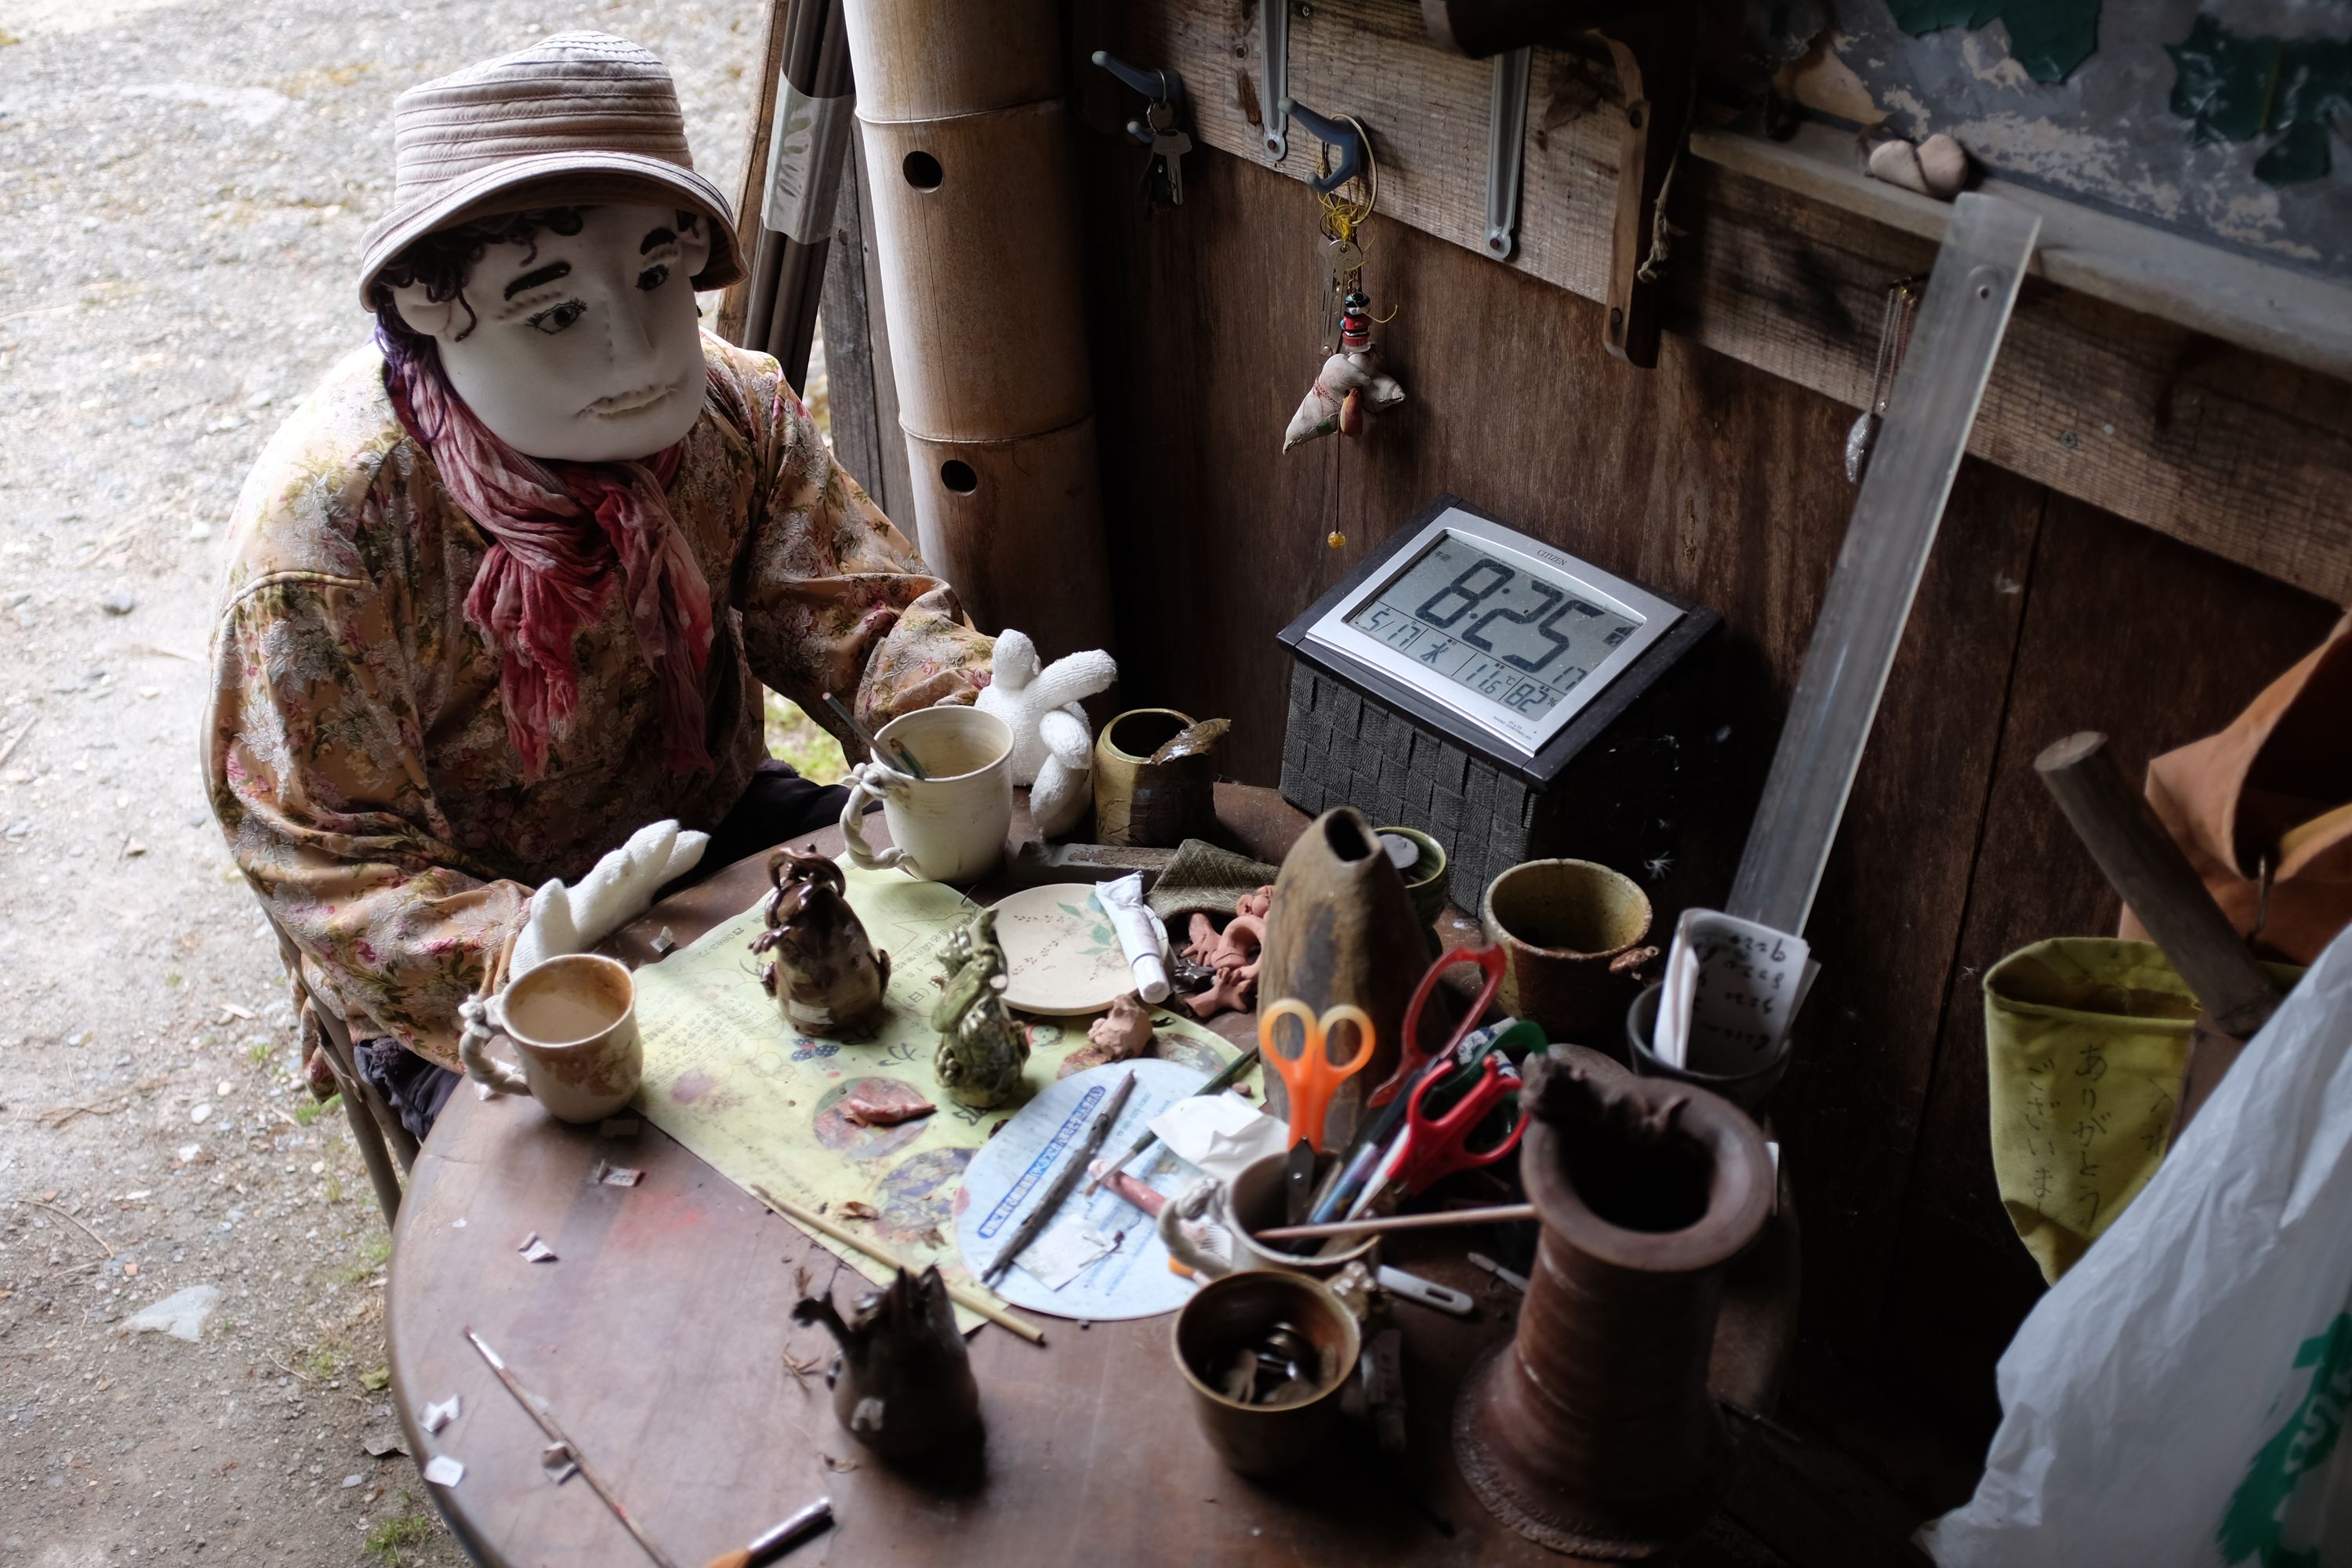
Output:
[1391, 1053, 1526, 1196]
[1367, 944, 1508, 1109]
[1258, 999, 1375, 1153]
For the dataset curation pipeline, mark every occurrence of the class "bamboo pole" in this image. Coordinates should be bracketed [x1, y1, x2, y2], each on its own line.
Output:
[750, 1183, 1047, 1346]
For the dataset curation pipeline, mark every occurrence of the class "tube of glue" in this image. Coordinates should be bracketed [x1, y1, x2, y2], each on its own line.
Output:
[1092, 873, 1171, 1004]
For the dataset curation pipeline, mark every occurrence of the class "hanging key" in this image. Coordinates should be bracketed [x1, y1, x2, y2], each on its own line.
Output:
[1146, 99, 1192, 205]
[1320, 235, 1363, 349]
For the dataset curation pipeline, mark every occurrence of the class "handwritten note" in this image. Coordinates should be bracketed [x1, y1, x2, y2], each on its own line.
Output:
[1654, 909, 1817, 1073]
[628, 865, 1254, 1329]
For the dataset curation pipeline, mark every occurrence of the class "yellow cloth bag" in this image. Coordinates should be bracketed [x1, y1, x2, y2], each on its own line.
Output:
[1984, 938, 2303, 1283]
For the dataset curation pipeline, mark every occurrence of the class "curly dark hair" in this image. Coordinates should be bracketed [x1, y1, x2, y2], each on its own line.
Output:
[367, 205, 706, 365]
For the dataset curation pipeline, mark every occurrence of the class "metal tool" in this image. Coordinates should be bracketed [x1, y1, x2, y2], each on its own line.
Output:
[1261, 999, 1375, 1223]
[821, 691, 926, 779]
[1483, 46, 1532, 258]
[702, 1497, 833, 1568]
[1258, 0, 1289, 161]
[982, 1069, 1138, 1286]
[1086, 1045, 1260, 1193]
[466, 1328, 683, 1568]
[1091, 51, 1193, 206]
[1309, 949, 1507, 1225]
[1282, 96, 1369, 196]
[1391, 1053, 1526, 1197]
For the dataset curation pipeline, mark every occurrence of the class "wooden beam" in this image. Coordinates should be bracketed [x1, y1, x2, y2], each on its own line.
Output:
[1114, 0, 2352, 605]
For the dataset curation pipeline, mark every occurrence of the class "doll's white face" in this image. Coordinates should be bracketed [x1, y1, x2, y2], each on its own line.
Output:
[390, 203, 710, 463]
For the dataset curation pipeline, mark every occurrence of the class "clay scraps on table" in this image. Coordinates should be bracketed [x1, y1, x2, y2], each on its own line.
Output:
[1177, 885, 1272, 1019]
[1059, 992, 1157, 1076]
[842, 1091, 936, 1128]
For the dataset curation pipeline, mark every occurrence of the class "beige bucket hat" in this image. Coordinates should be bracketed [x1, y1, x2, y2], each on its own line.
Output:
[357, 31, 743, 310]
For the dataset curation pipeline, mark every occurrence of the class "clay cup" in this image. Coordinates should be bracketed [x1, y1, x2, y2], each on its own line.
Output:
[1482, 859, 1653, 1044]
[840, 705, 1014, 884]
[1172, 1269, 1363, 1477]
[485, 953, 644, 1123]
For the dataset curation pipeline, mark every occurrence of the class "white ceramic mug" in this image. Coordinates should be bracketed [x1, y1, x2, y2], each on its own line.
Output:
[482, 953, 644, 1123]
[840, 705, 1014, 884]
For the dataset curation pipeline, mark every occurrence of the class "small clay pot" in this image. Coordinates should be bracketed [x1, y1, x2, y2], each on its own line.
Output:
[1093, 707, 1214, 847]
[1625, 982, 1791, 1118]
[1172, 1270, 1362, 1477]
[1372, 825, 1450, 930]
[1481, 859, 1653, 1044]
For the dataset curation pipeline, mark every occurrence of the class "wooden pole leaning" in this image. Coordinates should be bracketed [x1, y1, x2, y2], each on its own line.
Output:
[836, 0, 1114, 659]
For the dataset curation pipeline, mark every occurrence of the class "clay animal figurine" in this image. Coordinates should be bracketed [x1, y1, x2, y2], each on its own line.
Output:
[793, 1265, 980, 1459]
[1283, 290, 1406, 452]
[972, 629, 1117, 839]
[1061, 992, 1156, 1077]
[931, 909, 1029, 1107]
[750, 851, 890, 1037]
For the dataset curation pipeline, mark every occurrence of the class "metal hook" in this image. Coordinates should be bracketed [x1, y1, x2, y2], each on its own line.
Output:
[1281, 97, 1368, 195]
[1091, 50, 1189, 145]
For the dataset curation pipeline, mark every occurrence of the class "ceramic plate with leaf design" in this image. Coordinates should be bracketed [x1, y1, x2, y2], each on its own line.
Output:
[990, 883, 1134, 1015]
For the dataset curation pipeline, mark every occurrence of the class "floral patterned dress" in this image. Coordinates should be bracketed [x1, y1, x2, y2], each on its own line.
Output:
[206, 332, 991, 1079]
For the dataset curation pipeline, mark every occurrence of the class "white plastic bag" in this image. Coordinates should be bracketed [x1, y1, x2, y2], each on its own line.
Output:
[1923, 924, 2352, 1567]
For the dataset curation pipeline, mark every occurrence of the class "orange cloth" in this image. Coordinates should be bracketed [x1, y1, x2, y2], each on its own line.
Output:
[2122, 615, 2352, 964]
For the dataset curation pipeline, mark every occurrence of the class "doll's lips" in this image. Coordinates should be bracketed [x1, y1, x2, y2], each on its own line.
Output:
[583, 382, 671, 416]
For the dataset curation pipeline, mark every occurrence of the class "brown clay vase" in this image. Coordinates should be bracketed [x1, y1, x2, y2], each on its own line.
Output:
[1256, 806, 1439, 1152]
[794, 1265, 981, 1460]
[1455, 1053, 1773, 1559]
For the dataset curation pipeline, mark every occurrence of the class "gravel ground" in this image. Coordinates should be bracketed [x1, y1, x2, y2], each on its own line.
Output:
[0, 4, 765, 1562]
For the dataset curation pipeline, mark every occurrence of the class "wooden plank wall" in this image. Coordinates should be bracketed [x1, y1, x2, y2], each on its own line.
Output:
[1063, 128, 2343, 1464]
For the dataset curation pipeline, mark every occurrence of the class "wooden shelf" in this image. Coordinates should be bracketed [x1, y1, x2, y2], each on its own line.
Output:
[1108, 0, 2352, 605]
[1693, 122, 2352, 387]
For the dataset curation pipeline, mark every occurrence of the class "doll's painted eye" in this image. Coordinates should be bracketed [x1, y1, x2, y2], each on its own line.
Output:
[528, 300, 586, 335]
[636, 264, 670, 292]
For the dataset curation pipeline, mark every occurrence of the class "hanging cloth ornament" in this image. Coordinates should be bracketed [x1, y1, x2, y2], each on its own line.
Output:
[1846, 277, 1921, 484]
[1283, 125, 1406, 456]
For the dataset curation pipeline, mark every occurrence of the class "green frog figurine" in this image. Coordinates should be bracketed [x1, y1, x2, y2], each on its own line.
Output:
[931, 909, 1029, 1108]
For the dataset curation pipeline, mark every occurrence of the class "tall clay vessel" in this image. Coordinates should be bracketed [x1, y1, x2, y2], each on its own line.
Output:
[1256, 807, 1436, 1152]
[837, 0, 1112, 659]
[1456, 1054, 1774, 1558]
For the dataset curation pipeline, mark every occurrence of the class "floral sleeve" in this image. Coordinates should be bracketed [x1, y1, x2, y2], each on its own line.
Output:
[207, 572, 528, 1072]
[734, 365, 993, 752]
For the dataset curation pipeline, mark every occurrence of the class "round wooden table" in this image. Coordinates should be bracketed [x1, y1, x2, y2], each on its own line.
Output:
[387, 787, 1797, 1566]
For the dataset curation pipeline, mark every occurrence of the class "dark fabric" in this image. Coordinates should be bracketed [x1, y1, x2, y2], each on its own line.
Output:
[358, 1034, 462, 1144]
[357, 757, 851, 1140]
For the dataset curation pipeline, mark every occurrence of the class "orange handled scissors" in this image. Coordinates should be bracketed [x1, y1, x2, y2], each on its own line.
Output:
[1258, 999, 1376, 1153]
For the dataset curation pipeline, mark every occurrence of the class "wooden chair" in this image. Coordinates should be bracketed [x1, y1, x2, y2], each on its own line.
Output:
[260, 911, 419, 1225]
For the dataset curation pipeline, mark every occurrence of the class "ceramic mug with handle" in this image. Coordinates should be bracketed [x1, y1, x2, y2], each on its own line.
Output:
[840, 705, 1014, 884]
[1157, 1151, 1379, 1281]
[481, 953, 644, 1123]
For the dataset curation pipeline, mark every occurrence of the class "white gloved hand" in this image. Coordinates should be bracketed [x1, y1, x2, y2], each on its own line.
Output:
[510, 820, 709, 975]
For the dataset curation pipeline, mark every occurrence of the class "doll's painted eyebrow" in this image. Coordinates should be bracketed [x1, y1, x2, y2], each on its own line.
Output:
[503, 261, 572, 300]
[640, 227, 677, 253]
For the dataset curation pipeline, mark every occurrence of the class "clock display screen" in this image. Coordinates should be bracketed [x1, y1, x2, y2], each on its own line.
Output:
[1345, 535, 1640, 721]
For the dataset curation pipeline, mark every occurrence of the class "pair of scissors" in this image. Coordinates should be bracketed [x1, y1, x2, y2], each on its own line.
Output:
[1258, 999, 1376, 1152]
[1391, 1053, 1526, 1196]
[1367, 945, 1508, 1109]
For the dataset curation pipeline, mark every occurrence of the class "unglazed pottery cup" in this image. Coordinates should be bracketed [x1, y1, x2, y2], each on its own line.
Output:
[485, 953, 644, 1123]
[1625, 981, 1791, 1119]
[1093, 706, 1213, 848]
[840, 705, 1013, 884]
[1172, 1269, 1363, 1477]
[1482, 858, 1654, 1046]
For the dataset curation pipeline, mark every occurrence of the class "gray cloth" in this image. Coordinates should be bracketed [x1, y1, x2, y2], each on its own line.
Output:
[1145, 839, 1279, 923]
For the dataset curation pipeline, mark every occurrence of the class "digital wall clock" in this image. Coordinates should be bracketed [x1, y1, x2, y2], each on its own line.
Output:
[1278, 494, 1721, 913]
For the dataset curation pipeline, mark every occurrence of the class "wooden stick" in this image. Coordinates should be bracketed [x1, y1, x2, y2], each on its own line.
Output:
[982, 1069, 1136, 1285]
[750, 1183, 1047, 1345]
[466, 1329, 682, 1568]
[9, 1197, 111, 1258]
[2033, 731, 2280, 1037]
[0, 714, 34, 769]
[1253, 1203, 1537, 1243]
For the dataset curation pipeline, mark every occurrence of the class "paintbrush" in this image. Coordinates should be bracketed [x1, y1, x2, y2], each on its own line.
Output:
[983, 1069, 1138, 1285]
[822, 691, 927, 779]
[1083, 1045, 1261, 1194]
[1252, 1203, 1537, 1243]
[701, 1497, 833, 1567]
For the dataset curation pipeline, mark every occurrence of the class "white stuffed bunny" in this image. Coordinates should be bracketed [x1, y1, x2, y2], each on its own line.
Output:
[973, 629, 1116, 838]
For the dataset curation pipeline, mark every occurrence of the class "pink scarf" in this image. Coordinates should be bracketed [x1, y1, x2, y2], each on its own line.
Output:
[385, 353, 717, 782]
